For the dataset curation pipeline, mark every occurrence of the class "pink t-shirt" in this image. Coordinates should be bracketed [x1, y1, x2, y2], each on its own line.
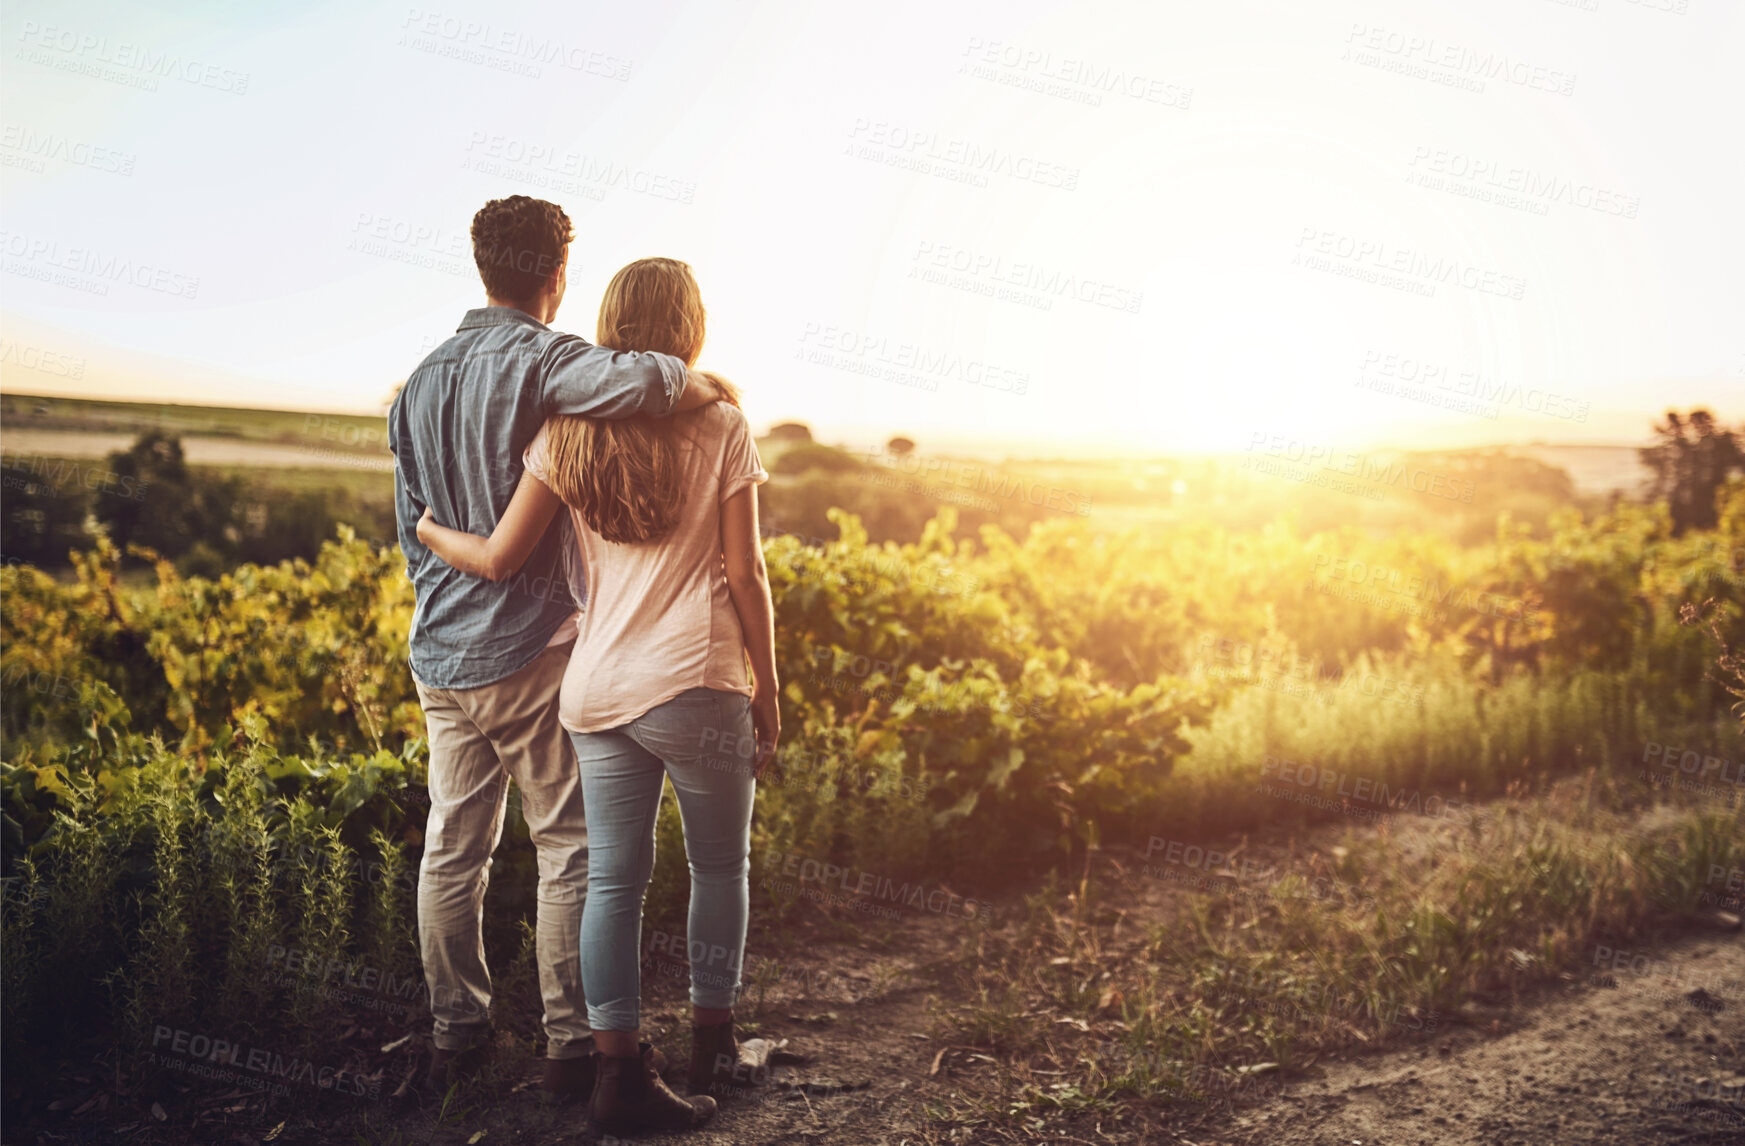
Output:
[523, 402, 769, 733]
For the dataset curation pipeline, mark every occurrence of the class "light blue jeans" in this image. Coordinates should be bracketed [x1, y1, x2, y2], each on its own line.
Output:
[568, 686, 756, 1032]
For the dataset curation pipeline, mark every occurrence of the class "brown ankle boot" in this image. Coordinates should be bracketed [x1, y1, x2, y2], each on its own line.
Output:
[422, 1038, 491, 1096]
[689, 1017, 766, 1098]
[590, 1050, 716, 1135]
[540, 1055, 594, 1104]
[542, 1041, 666, 1104]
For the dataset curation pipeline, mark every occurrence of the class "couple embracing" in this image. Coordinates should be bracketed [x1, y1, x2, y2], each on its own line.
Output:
[388, 194, 779, 1135]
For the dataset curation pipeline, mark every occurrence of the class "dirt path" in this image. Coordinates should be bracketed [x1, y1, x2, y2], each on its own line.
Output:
[1218, 933, 1744, 1146]
[350, 912, 1743, 1146]
[10, 812, 1741, 1145]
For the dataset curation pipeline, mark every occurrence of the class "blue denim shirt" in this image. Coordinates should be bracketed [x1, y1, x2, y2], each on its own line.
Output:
[389, 306, 688, 689]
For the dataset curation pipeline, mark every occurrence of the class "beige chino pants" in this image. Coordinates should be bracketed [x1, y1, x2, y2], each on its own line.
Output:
[414, 640, 590, 1058]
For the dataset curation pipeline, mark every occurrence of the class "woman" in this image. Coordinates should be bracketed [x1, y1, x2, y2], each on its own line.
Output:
[416, 257, 779, 1135]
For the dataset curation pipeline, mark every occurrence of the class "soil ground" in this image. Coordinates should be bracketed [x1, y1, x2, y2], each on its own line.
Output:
[1218, 935, 1744, 1146]
[7, 801, 1740, 1146]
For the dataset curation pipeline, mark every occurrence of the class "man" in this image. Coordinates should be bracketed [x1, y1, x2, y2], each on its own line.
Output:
[387, 195, 724, 1100]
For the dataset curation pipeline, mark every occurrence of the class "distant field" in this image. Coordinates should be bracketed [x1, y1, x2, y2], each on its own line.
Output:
[1, 390, 1665, 553]
[0, 429, 394, 470]
[0, 391, 387, 457]
[1507, 442, 1652, 498]
[1, 390, 1654, 489]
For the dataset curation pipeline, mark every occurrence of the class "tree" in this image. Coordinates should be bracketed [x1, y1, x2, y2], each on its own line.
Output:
[886, 436, 916, 456]
[1639, 409, 1743, 535]
[95, 432, 241, 563]
[768, 443, 867, 476]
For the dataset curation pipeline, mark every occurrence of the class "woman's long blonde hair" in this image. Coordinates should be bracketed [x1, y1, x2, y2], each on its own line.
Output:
[540, 257, 735, 544]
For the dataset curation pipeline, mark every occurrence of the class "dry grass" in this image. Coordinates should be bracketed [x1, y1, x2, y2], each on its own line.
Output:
[931, 771, 1742, 1123]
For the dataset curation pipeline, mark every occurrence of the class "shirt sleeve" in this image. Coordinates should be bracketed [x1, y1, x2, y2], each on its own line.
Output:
[717, 406, 769, 505]
[386, 390, 426, 507]
[522, 420, 554, 485]
[538, 334, 688, 419]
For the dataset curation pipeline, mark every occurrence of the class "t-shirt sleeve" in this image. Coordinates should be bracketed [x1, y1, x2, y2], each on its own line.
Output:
[717, 407, 769, 505]
[522, 420, 554, 485]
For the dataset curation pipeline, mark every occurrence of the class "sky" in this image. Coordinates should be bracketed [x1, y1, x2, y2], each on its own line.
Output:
[0, 0, 1740, 456]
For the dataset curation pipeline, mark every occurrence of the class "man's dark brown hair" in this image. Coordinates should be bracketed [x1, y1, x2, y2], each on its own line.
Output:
[471, 196, 574, 305]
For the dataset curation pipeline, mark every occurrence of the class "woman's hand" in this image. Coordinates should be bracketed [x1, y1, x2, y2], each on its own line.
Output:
[720, 481, 778, 777]
[416, 505, 437, 547]
[750, 685, 780, 780]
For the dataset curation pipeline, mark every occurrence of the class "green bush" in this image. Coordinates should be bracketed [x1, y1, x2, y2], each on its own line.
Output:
[3, 485, 1740, 1094]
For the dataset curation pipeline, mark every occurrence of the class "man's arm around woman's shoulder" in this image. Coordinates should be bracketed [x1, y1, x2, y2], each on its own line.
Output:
[538, 335, 730, 418]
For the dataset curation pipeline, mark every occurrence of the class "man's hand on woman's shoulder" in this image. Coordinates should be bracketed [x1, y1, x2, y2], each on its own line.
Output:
[674, 369, 743, 412]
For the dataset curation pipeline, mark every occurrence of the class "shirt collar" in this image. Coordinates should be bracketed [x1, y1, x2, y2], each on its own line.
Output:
[457, 306, 550, 332]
